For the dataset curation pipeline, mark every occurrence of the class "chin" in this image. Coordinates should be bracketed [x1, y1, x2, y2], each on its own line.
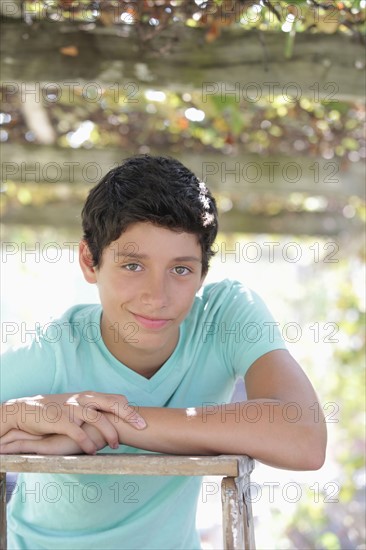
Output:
[131, 334, 168, 350]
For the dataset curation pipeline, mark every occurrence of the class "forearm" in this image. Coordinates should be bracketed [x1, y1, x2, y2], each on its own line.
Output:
[110, 400, 326, 470]
[1, 400, 327, 469]
[1, 391, 146, 453]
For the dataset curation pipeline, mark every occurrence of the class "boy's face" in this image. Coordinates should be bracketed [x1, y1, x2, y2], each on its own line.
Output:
[79, 222, 205, 376]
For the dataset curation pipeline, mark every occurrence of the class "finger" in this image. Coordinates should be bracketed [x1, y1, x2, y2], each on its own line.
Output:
[16, 411, 97, 454]
[0, 439, 41, 454]
[0, 430, 44, 445]
[0, 442, 20, 454]
[82, 413, 119, 449]
[0, 437, 66, 455]
[120, 404, 147, 430]
[98, 395, 147, 430]
[77, 393, 146, 430]
[82, 423, 108, 450]
[52, 420, 97, 455]
[59, 403, 114, 447]
[27, 435, 84, 456]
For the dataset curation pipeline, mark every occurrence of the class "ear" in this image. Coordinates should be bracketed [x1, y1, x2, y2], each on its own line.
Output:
[79, 240, 98, 284]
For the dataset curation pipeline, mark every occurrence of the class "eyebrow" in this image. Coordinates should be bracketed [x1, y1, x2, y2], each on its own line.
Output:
[114, 251, 202, 263]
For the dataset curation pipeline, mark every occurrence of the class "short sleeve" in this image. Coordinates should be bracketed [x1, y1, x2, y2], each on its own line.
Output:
[0, 337, 56, 402]
[209, 281, 288, 378]
[234, 287, 287, 377]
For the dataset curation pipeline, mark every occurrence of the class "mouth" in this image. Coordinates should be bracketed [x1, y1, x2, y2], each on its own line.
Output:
[131, 312, 172, 330]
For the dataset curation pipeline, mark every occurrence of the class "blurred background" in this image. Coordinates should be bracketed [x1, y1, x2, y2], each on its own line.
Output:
[1, 1, 365, 548]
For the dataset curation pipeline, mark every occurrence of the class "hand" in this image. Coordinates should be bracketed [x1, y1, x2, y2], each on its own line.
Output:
[1, 391, 146, 454]
[0, 423, 107, 455]
[0, 429, 83, 455]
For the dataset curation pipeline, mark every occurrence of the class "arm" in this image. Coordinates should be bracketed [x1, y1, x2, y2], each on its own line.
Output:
[104, 350, 327, 470]
[1, 351, 327, 470]
[0, 336, 146, 453]
[1, 391, 146, 454]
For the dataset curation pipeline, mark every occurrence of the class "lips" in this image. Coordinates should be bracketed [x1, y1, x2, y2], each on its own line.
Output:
[131, 312, 171, 330]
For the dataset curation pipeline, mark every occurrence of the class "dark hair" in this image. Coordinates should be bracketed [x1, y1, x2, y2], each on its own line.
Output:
[81, 155, 218, 275]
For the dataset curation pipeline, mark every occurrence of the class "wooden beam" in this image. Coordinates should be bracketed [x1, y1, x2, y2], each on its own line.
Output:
[218, 208, 360, 236]
[1, 192, 361, 234]
[2, 144, 364, 199]
[0, 453, 246, 476]
[1, 20, 364, 100]
[1, 144, 363, 235]
[0, 473, 6, 550]
[2, 200, 361, 236]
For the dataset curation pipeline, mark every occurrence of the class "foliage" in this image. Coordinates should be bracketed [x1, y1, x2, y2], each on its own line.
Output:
[1, 83, 364, 230]
[1, 84, 365, 162]
[283, 239, 366, 549]
[19, 0, 366, 42]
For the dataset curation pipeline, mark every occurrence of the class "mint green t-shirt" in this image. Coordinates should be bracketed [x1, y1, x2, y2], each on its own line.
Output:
[1, 279, 287, 549]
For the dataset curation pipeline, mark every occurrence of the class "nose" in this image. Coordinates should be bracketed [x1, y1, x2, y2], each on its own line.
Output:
[140, 272, 169, 309]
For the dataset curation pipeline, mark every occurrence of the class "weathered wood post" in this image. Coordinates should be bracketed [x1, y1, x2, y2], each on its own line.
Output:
[221, 455, 256, 549]
[0, 472, 7, 550]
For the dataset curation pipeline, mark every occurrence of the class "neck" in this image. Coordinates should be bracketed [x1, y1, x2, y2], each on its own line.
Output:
[101, 322, 179, 379]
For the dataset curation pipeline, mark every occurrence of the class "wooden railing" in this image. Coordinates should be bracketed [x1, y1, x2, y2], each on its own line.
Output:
[0, 454, 256, 549]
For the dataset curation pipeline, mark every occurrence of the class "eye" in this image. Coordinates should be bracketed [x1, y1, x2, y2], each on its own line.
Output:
[173, 266, 191, 276]
[123, 263, 142, 272]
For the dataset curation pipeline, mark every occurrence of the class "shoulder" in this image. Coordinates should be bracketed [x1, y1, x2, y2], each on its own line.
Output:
[52, 303, 102, 329]
[54, 303, 102, 324]
[2, 303, 102, 355]
[192, 279, 263, 318]
[43, 303, 102, 344]
[1, 304, 103, 401]
[186, 278, 280, 340]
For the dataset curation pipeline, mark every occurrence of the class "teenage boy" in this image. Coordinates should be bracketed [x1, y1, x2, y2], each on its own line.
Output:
[1, 155, 327, 550]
